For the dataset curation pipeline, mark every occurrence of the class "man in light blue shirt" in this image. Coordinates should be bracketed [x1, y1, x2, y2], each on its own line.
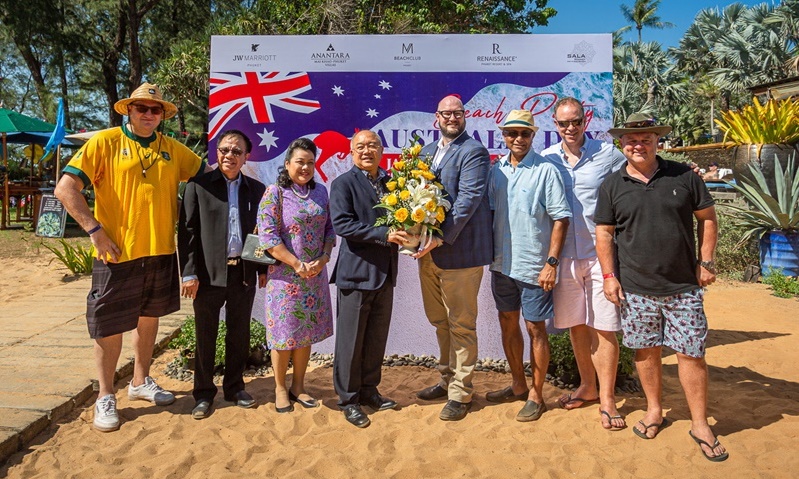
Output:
[540, 97, 627, 431]
[486, 110, 570, 422]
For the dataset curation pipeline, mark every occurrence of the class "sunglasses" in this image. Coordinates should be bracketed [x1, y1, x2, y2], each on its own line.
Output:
[555, 118, 584, 128]
[437, 110, 465, 119]
[502, 130, 534, 139]
[623, 118, 657, 128]
[218, 147, 244, 157]
[130, 104, 164, 115]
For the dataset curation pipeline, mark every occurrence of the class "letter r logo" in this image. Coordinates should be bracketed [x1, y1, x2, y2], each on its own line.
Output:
[492, 44, 501, 54]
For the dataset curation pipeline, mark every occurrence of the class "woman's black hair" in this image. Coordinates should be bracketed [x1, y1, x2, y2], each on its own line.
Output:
[277, 137, 318, 189]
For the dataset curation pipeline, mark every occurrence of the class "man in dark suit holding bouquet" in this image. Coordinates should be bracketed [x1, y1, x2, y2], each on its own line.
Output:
[329, 130, 409, 428]
[413, 95, 494, 421]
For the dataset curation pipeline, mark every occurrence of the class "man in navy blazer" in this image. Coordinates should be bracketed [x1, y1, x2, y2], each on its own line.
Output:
[178, 130, 266, 419]
[413, 95, 493, 421]
[329, 130, 410, 428]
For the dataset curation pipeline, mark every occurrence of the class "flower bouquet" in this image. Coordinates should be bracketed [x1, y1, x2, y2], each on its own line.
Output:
[374, 143, 451, 255]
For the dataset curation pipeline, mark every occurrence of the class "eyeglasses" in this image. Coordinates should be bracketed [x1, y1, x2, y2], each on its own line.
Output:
[218, 147, 244, 157]
[555, 118, 584, 128]
[502, 130, 533, 139]
[623, 118, 657, 128]
[353, 142, 381, 153]
[437, 110, 465, 119]
[130, 104, 164, 116]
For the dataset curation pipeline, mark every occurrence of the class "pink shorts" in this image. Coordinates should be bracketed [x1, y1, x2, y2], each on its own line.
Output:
[553, 257, 620, 332]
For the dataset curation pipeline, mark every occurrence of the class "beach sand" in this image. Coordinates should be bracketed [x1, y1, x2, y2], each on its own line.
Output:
[1, 274, 797, 478]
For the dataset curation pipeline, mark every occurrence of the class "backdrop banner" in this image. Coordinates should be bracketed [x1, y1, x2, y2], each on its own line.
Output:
[210, 34, 613, 358]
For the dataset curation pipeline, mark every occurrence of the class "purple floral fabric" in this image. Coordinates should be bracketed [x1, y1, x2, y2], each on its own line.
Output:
[257, 183, 335, 350]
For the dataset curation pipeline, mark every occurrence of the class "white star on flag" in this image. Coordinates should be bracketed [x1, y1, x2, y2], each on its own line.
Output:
[378, 80, 392, 90]
[374, 94, 381, 99]
[366, 108, 379, 118]
[332, 85, 345, 96]
[258, 128, 279, 151]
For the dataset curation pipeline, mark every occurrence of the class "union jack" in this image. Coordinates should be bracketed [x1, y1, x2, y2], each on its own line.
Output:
[208, 71, 321, 139]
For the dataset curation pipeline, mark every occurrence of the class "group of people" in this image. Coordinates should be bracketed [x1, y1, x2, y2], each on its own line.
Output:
[55, 83, 728, 463]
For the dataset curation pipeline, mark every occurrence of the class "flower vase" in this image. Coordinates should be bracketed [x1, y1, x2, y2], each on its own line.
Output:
[398, 224, 426, 256]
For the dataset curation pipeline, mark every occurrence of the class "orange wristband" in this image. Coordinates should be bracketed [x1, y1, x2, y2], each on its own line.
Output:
[602, 272, 615, 279]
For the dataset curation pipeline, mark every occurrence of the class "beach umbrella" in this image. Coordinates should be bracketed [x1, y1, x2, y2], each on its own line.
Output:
[0, 108, 56, 230]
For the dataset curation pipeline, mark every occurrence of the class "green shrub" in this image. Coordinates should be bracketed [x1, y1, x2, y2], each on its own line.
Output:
[169, 316, 268, 367]
[657, 151, 691, 163]
[715, 208, 759, 278]
[549, 332, 635, 381]
[762, 268, 799, 298]
[42, 239, 94, 274]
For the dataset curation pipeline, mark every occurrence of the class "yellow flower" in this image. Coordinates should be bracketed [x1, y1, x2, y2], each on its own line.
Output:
[399, 190, 410, 200]
[384, 193, 398, 206]
[421, 170, 436, 180]
[425, 199, 437, 211]
[394, 208, 409, 223]
[434, 182, 443, 189]
[411, 207, 426, 223]
[409, 144, 422, 157]
[397, 177, 406, 188]
[393, 160, 405, 170]
[417, 161, 429, 171]
[411, 169, 422, 178]
[386, 181, 397, 192]
[436, 207, 445, 223]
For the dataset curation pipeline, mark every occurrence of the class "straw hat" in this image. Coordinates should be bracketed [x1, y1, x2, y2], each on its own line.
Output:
[114, 82, 178, 119]
[500, 110, 539, 132]
[608, 112, 672, 139]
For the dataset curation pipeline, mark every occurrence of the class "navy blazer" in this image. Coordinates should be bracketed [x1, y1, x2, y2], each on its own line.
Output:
[422, 133, 493, 269]
[178, 168, 266, 287]
[329, 166, 398, 291]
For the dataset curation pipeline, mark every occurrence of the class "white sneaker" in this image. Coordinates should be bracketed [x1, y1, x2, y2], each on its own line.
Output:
[93, 394, 120, 432]
[127, 376, 175, 406]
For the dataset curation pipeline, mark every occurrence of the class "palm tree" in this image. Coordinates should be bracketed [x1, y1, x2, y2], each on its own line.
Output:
[619, 0, 675, 43]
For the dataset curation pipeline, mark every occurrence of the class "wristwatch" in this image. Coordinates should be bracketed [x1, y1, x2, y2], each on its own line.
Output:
[546, 256, 559, 267]
[698, 260, 716, 274]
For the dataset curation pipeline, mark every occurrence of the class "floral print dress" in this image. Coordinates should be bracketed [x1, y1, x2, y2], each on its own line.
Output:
[257, 183, 334, 350]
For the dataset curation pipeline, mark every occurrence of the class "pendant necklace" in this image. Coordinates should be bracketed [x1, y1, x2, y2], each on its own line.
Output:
[129, 123, 162, 178]
[290, 184, 310, 199]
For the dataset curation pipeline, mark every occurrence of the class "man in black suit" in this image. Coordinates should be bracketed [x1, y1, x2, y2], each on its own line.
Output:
[178, 129, 266, 419]
[329, 130, 410, 428]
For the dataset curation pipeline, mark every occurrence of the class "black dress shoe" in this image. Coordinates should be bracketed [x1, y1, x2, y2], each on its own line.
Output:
[225, 390, 256, 409]
[360, 393, 398, 412]
[289, 391, 319, 409]
[342, 404, 370, 428]
[439, 399, 471, 421]
[192, 400, 212, 420]
[416, 384, 448, 400]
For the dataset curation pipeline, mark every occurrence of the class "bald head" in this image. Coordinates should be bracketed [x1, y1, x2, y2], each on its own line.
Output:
[435, 95, 466, 142]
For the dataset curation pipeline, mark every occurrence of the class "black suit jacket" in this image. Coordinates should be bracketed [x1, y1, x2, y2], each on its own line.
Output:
[178, 168, 266, 287]
[329, 166, 398, 291]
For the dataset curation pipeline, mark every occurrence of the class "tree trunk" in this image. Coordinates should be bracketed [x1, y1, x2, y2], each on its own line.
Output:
[104, 0, 128, 126]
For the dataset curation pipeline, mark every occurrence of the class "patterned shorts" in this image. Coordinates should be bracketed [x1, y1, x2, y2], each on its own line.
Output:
[621, 288, 707, 358]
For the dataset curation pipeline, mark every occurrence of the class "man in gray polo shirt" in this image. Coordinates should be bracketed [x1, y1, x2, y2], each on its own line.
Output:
[595, 113, 728, 462]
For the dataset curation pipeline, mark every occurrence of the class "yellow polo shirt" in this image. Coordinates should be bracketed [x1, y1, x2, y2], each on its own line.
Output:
[64, 126, 204, 262]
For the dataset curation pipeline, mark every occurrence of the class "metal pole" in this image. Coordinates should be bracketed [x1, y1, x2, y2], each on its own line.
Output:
[2, 132, 8, 230]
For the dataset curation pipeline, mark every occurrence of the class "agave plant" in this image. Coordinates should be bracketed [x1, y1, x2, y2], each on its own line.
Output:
[723, 154, 799, 245]
[715, 97, 799, 152]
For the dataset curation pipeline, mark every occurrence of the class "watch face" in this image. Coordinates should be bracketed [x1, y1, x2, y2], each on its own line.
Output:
[547, 256, 558, 266]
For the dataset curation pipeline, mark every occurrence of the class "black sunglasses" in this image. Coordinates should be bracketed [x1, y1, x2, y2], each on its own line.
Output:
[502, 130, 534, 139]
[555, 118, 584, 128]
[130, 104, 164, 115]
[218, 147, 244, 157]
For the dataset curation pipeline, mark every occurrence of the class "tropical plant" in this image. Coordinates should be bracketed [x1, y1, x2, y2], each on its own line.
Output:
[762, 267, 799, 298]
[42, 239, 94, 274]
[715, 97, 799, 148]
[722, 154, 799, 245]
[169, 316, 269, 367]
[618, 0, 674, 43]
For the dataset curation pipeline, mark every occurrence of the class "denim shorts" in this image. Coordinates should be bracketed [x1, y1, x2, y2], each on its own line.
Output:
[621, 288, 708, 358]
[490, 271, 553, 322]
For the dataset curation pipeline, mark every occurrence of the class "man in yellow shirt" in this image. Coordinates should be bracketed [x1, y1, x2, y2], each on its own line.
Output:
[55, 83, 205, 432]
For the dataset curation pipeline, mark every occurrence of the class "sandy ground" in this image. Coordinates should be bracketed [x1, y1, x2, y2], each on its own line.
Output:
[1, 263, 798, 478]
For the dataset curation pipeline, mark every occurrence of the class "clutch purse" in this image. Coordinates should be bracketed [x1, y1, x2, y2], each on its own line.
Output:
[241, 234, 277, 265]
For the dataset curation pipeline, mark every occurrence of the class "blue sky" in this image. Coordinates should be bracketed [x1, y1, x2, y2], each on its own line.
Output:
[535, 0, 772, 48]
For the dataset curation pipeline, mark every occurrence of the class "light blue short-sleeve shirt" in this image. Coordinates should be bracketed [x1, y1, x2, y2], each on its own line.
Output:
[541, 137, 626, 260]
[489, 150, 571, 284]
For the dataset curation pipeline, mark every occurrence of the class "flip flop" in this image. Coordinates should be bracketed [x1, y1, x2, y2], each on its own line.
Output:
[633, 417, 670, 439]
[558, 393, 599, 410]
[600, 410, 627, 431]
[689, 430, 730, 462]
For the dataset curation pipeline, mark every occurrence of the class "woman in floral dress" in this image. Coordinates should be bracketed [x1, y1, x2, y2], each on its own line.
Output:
[258, 137, 334, 413]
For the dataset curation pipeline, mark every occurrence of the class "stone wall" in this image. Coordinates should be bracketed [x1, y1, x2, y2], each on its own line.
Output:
[664, 145, 732, 169]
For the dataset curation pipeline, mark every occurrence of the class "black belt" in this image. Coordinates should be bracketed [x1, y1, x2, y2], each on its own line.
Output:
[226, 257, 241, 266]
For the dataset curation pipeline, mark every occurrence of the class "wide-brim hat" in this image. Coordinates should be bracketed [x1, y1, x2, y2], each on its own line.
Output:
[608, 112, 671, 139]
[114, 82, 178, 119]
[500, 109, 539, 132]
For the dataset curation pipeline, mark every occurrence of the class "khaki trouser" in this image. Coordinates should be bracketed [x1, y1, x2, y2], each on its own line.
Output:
[418, 254, 483, 403]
